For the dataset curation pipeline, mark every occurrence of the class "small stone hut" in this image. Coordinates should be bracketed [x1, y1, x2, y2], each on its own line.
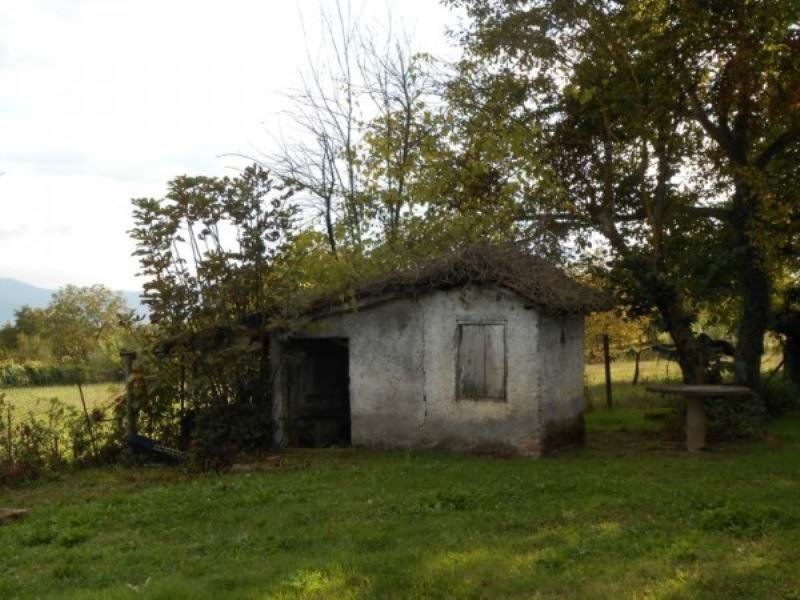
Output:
[270, 245, 610, 456]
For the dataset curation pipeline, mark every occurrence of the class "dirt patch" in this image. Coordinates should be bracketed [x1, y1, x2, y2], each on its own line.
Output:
[541, 414, 586, 454]
[230, 454, 286, 473]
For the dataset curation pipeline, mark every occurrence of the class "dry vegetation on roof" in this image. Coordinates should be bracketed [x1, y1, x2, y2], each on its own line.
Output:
[315, 244, 613, 315]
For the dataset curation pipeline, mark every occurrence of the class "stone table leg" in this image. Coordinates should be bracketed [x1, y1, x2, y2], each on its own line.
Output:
[686, 397, 706, 452]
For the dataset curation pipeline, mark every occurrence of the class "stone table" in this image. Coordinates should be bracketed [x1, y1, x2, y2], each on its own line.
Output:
[645, 384, 753, 452]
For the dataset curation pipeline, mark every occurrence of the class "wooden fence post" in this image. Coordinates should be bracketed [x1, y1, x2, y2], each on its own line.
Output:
[603, 334, 613, 409]
[120, 350, 138, 450]
[632, 349, 642, 385]
[5, 404, 12, 464]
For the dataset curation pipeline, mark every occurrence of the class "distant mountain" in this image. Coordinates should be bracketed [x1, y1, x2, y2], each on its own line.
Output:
[0, 278, 144, 325]
[0, 279, 53, 324]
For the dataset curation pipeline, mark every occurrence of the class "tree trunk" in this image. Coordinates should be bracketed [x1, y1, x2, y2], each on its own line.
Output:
[324, 196, 337, 257]
[652, 281, 707, 384]
[734, 254, 770, 388]
[785, 333, 800, 387]
[730, 184, 771, 389]
[632, 350, 641, 385]
[777, 311, 800, 387]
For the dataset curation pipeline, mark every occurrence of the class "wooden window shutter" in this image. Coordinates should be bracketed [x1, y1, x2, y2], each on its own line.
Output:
[457, 323, 506, 400]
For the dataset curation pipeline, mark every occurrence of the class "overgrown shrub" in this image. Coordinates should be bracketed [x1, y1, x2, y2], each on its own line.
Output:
[1, 363, 30, 386]
[761, 378, 800, 417]
[188, 402, 273, 471]
[704, 395, 768, 441]
[671, 376, 799, 442]
[0, 361, 122, 387]
[131, 372, 183, 449]
[0, 395, 123, 485]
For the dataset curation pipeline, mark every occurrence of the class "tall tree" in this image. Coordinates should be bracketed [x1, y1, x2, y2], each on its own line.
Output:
[265, 0, 442, 256]
[130, 164, 297, 407]
[445, 0, 800, 386]
[42, 285, 128, 366]
[266, 0, 362, 254]
[0, 306, 47, 359]
[670, 0, 800, 386]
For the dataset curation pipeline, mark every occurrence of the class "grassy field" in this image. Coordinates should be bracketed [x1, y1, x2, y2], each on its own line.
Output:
[585, 358, 681, 410]
[1, 408, 799, 598]
[584, 353, 783, 410]
[0, 353, 776, 415]
[0, 359, 797, 598]
[1, 383, 123, 416]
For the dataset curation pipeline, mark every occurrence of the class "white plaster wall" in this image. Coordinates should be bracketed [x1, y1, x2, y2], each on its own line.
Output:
[537, 314, 585, 434]
[416, 286, 542, 454]
[274, 284, 585, 455]
[313, 298, 428, 448]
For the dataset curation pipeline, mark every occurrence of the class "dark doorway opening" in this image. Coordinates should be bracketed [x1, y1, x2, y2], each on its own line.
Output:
[286, 338, 351, 447]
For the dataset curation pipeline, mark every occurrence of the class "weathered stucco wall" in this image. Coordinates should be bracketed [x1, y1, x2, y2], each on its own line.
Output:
[414, 286, 541, 455]
[272, 284, 585, 456]
[537, 314, 586, 452]
[314, 297, 427, 449]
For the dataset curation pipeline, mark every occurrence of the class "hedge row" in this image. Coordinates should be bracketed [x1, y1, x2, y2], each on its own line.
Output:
[0, 362, 122, 387]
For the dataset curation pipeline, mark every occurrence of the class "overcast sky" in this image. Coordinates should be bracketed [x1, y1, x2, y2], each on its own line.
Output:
[0, 0, 456, 292]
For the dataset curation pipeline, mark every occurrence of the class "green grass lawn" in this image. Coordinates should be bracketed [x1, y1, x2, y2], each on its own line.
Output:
[0, 361, 796, 598]
[1, 409, 799, 599]
[1, 383, 123, 416]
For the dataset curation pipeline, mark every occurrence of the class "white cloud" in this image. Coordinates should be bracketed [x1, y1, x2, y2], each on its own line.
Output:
[0, 0, 456, 291]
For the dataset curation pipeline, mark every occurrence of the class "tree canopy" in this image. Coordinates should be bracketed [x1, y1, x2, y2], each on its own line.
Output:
[0, 285, 131, 379]
[125, 0, 799, 437]
[442, 0, 800, 385]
